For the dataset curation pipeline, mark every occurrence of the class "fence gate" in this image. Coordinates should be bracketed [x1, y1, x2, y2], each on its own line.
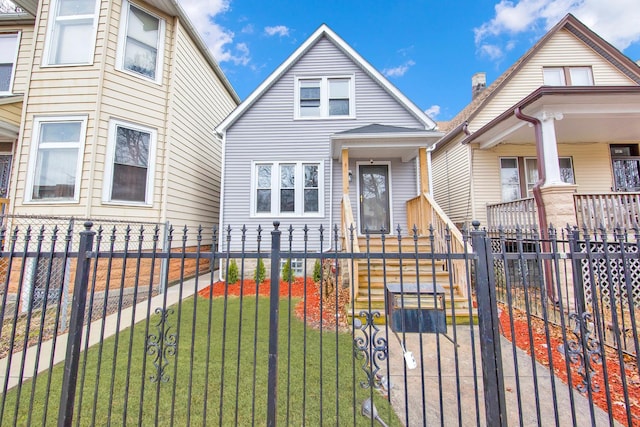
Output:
[0, 220, 637, 426]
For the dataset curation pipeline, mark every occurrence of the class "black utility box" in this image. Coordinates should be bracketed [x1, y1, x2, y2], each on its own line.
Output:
[386, 283, 447, 333]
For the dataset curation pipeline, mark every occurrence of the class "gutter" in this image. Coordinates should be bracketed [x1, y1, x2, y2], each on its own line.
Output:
[514, 106, 554, 300]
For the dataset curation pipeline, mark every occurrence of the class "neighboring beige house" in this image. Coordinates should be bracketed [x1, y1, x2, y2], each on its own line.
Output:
[0, 0, 239, 229]
[432, 14, 640, 235]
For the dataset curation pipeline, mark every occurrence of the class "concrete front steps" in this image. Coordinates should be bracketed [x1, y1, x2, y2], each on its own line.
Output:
[346, 236, 477, 326]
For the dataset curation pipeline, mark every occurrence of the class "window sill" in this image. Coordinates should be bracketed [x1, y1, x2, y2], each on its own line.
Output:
[116, 67, 162, 86]
[250, 213, 325, 219]
[23, 199, 79, 204]
[293, 115, 355, 121]
[102, 200, 154, 208]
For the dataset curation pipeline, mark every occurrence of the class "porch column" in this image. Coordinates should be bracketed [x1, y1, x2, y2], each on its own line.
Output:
[537, 111, 564, 186]
[419, 147, 429, 194]
[342, 148, 349, 195]
[539, 184, 579, 229]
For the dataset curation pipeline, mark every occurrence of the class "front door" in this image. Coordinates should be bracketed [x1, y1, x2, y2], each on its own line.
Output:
[358, 164, 391, 234]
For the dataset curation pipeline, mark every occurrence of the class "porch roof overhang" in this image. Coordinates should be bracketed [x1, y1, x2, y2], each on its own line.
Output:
[462, 86, 640, 149]
[331, 124, 443, 162]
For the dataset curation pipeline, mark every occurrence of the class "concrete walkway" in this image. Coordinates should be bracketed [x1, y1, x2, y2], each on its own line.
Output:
[0, 274, 211, 392]
[383, 325, 620, 426]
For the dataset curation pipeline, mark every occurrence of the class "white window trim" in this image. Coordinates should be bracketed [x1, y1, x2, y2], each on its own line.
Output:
[24, 115, 88, 204]
[543, 66, 594, 86]
[524, 156, 575, 196]
[499, 157, 521, 202]
[42, 0, 100, 67]
[294, 75, 355, 120]
[250, 160, 324, 217]
[102, 118, 157, 207]
[115, 0, 166, 84]
[0, 32, 20, 95]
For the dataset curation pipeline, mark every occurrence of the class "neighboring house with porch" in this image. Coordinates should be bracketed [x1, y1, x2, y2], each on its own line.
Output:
[0, 0, 238, 229]
[431, 14, 640, 235]
[216, 24, 471, 321]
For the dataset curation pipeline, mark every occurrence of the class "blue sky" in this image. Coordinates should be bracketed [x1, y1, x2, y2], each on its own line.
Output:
[180, 0, 640, 122]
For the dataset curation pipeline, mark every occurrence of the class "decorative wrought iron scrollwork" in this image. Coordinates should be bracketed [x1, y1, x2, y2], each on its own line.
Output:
[146, 307, 177, 383]
[565, 311, 602, 393]
[353, 311, 388, 390]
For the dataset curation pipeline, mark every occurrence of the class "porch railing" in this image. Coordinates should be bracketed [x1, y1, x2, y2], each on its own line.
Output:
[574, 192, 640, 233]
[406, 192, 467, 296]
[341, 195, 360, 302]
[486, 197, 537, 233]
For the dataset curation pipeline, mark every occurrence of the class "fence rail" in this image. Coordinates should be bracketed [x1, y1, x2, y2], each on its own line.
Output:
[486, 197, 537, 233]
[0, 221, 637, 426]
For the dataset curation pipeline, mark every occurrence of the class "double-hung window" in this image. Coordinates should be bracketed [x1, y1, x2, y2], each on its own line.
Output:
[103, 119, 156, 205]
[44, 0, 99, 66]
[295, 76, 354, 118]
[27, 116, 87, 202]
[117, 1, 165, 82]
[0, 33, 19, 94]
[499, 156, 575, 202]
[543, 66, 593, 86]
[253, 161, 322, 216]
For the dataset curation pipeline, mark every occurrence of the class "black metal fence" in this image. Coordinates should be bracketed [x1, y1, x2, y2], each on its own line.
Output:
[0, 221, 637, 426]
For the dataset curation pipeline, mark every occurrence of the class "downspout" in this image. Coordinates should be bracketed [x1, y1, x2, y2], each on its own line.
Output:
[514, 106, 554, 300]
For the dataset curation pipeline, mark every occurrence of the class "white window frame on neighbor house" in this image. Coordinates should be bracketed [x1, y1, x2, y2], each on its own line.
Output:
[294, 75, 355, 119]
[499, 156, 575, 202]
[103, 118, 157, 206]
[25, 115, 88, 203]
[116, 0, 165, 84]
[0, 32, 20, 95]
[543, 66, 594, 86]
[250, 160, 324, 217]
[42, 0, 100, 66]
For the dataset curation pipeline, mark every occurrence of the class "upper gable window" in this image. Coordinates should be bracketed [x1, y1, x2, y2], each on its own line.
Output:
[116, 1, 165, 83]
[295, 76, 354, 119]
[0, 33, 19, 94]
[543, 67, 593, 86]
[44, 0, 99, 66]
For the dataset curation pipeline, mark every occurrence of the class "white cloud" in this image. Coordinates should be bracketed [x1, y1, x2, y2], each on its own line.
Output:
[424, 105, 441, 120]
[475, 0, 640, 55]
[382, 60, 416, 78]
[179, 0, 250, 65]
[241, 24, 254, 34]
[265, 25, 290, 37]
[479, 43, 504, 60]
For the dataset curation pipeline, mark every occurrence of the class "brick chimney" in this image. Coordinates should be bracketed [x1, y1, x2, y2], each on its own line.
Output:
[472, 72, 486, 99]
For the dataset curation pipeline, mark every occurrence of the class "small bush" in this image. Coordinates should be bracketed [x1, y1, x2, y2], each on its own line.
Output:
[254, 258, 266, 284]
[281, 259, 294, 282]
[226, 259, 239, 284]
[312, 259, 322, 283]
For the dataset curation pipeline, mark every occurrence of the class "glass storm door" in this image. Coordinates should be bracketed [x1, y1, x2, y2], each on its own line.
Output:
[358, 164, 390, 234]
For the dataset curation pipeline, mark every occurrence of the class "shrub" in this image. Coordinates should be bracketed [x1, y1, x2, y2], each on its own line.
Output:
[281, 259, 294, 282]
[312, 259, 322, 283]
[254, 258, 266, 284]
[226, 259, 239, 284]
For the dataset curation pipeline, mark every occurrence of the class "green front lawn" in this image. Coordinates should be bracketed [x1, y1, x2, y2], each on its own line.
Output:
[4, 295, 400, 426]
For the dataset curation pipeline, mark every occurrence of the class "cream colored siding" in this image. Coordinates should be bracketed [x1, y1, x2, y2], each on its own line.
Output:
[0, 102, 22, 125]
[472, 29, 638, 131]
[471, 142, 614, 227]
[163, 20, 236, 228]
[432, 138, 471, 226]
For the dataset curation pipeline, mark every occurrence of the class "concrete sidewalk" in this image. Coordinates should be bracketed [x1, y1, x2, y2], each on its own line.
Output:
[383, 325, 620, 426]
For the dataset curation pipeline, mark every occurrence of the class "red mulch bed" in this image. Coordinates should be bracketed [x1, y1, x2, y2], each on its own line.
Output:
[498, 304, 640, 426]
[198, 278, 347, 329]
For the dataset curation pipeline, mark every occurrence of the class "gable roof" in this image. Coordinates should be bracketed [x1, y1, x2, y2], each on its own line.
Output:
[12, 0, 239, 104]
[440, 13, 640, 135]
[216, 24, 437, 133]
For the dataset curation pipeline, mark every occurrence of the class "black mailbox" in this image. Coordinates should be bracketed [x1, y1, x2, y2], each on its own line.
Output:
[386, 283, 447, 334]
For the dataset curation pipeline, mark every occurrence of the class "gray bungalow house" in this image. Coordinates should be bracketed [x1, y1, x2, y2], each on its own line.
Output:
[216, 25, 470, 319]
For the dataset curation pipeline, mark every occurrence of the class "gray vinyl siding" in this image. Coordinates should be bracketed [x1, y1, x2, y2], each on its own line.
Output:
[431, 137, 472, 227]
[222, 36, 424, 251]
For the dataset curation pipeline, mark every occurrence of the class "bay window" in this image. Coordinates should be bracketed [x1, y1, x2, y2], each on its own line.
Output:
[104, 119, 156, 205]
[27, 116, 87, 202]
[44, 0, 99, 66]
[117, 1, 165, 82]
